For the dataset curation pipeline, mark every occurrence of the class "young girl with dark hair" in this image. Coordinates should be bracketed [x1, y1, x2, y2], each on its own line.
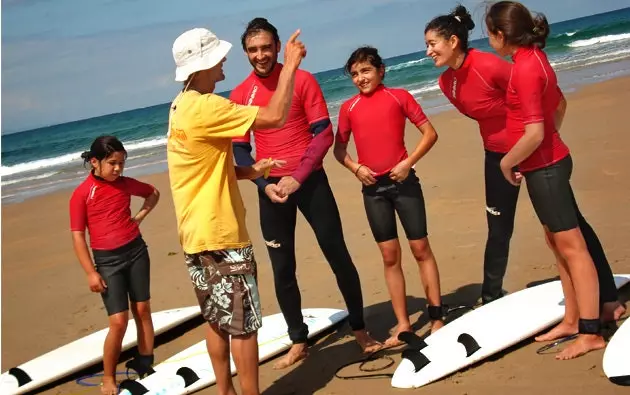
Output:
[424, 3, 624, 343]
[70, 135, 160, 394]
[484, 1, 605, 360]
[334, 46, 445, 346]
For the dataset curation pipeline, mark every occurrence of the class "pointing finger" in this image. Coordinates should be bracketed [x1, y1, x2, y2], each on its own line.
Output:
[288, 29, 301, 43]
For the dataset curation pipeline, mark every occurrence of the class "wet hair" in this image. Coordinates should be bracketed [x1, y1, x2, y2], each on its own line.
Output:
[81, 135, 127, 167]
[344, 46, 385, 77]
[485, 1, 550, 49]
[241, 17, 280, 50]
[425, 4, 475, 52]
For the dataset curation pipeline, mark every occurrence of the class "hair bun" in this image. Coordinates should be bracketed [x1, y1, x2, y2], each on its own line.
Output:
[452, 4, 475, 31]
[80, 151, 91, 160]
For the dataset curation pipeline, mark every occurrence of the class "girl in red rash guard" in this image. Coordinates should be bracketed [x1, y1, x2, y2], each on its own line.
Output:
[425, 3, 624, 335]
[334, 46, 446, 346]
[484, 1, 605, 360]
[69, 136, 160, 393]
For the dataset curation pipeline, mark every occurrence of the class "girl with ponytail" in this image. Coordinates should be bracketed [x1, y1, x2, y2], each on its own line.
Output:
[425, 1, 623, 361]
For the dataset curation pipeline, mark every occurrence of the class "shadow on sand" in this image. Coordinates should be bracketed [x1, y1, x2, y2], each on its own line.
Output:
[261, 282, 482, 395]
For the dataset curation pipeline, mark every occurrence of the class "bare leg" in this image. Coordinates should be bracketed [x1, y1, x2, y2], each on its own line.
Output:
[130, 301, 154, 356]
[206, 324, 237, 395]
[376, 239, 412, 346]
[409, 237, 444, 333]
[231, 332, 260, 395]
[101, 311, 129, 395]
[553, 228, 605, 360]
[536, 228, 579, 342]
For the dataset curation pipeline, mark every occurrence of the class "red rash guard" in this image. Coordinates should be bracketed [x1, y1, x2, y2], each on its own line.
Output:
[230, 63, 333, 184]
[506, 47, 569, 172]
[69, 172, 155, 250]
[439, 49, 512, 153]
[336, 85, 428, 176]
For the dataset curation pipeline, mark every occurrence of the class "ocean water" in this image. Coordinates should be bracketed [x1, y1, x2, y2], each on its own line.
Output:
[3, 7, 630, 204]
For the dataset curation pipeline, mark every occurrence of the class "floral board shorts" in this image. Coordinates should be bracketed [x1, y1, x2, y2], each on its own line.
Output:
[184, 245, 262, 336]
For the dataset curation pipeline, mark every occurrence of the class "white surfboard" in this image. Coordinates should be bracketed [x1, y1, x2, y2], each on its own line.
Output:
[119, 308, 348, 395]
[0, 305, 201, 395]
[603, 315, 630, 386]
[391, 274, 630, 389]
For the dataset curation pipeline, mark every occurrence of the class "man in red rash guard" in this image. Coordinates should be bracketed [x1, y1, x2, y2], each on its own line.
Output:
[231, 18, 381, 369]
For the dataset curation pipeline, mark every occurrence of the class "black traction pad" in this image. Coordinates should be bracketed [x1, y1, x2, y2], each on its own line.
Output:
[457, 333, 481, 357]
[401, 349, 431, 372]
[609, 375, 630, 386]
[398, 331, 428, 351]
[118, 379, 149, 395]
[177, 366, 200, 387]
[8, 367, 32, 387]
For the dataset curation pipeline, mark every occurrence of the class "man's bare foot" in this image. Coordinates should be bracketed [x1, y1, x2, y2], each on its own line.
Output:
[100, 376, 117, 395]
[353, 329, 383, 353]
[430, 320, 445, 333]
[555, 334, 605, 360]
[601, 301, 626, 323]
[385, 324, 412, 347]
[535, 321, 577, 342]
[273, 343, 308, 369]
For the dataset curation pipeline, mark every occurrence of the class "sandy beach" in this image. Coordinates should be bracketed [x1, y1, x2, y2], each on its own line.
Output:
[3, 75, 630, 395]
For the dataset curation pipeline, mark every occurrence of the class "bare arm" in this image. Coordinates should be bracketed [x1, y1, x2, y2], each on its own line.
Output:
[235, 159, 286, 180]
[333, 139, 360, 174]
[72, 231, 96, 275]
[406, 121, 438, 166]
[333, 138, 377, 185]
[133, 188, 160, 224]
[388, 121, 438, 182]
[501, 122, 545, 170]
[252, 30, 306, 129]
[555, 95, 567, 131]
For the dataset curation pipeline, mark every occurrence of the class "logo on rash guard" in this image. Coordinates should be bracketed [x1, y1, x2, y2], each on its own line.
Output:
[452, 77, 458, 99]
[247, 85, 258, 105]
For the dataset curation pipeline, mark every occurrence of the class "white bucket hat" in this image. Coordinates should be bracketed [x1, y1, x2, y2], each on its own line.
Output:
[172, 28, 232, 82]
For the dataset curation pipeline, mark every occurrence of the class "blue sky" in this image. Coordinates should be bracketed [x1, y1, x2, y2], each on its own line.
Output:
[2, 0, 629, 133]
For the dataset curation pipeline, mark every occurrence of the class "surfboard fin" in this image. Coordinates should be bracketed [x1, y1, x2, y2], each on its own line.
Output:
[8, 367, 32, 387]
[401, 349, 431, 372]
[457, 333, 481, 357]
[118, 379, 149, 395]
[176, 367, 200, 387]
[397, 331, 428, 351]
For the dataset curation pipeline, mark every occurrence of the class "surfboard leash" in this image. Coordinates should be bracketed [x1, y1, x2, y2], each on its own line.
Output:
[334, 345, 399, 380]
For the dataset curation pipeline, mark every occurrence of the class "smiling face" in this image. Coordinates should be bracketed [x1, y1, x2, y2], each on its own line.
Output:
[91, 151, 125, 181]
[424, 29, 460, 68]
[244, 31, 280, 77]
[349, 61, 384, 95]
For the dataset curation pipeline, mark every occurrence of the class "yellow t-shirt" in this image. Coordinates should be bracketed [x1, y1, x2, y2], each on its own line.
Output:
[167, 90, 259, 254]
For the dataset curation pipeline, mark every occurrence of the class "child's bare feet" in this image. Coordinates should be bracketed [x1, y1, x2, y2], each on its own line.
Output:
[535, 320, 577, 342]
[555, 334, 605, 360]
[273, 343, 308, 369]
[100, 376, 117, 395]
[601, 301, 626, 323]
[385, 324, 412, 347]
[353, 329, 383, 353]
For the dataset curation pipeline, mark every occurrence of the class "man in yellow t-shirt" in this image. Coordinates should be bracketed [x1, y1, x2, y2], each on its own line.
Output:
[167, 27, 306, 395]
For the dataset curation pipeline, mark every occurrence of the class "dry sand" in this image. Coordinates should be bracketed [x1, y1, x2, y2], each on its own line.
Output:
[2, 76, 630, 395]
